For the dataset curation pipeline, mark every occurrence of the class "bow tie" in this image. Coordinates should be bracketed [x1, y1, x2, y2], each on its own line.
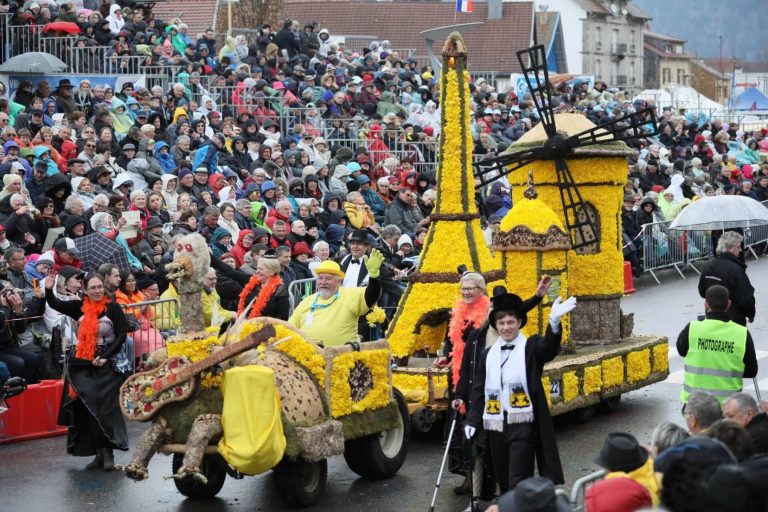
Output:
[501, 344, 516, 351]
[350, 259, 361, 265]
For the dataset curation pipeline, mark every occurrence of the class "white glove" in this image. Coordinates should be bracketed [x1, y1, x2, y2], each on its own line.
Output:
[549, 296, 577, 330]
[464, 425, 476, 439]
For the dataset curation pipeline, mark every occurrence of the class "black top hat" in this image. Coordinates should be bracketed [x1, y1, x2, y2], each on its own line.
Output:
[58, 79, 72, 88]
[349, 229, 371, 245]
[594, 432, 648, 472]
[489, 286, 527, 328]
[497, 477, 572, 512]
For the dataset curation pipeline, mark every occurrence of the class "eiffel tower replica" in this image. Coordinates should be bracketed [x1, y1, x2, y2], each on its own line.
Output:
[385, 33, 504, 359]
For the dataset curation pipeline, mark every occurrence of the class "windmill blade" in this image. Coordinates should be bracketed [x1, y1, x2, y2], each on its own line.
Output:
[554, 158, 598, 251]
[566, 108, 659, 149]
[473, 145, 546, 188]
[516, 45, 557, 138]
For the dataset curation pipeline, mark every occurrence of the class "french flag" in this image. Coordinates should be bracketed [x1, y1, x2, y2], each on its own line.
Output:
[456, 0, 473, 13]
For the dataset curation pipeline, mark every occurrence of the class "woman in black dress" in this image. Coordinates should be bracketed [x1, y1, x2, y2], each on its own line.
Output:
[44, 271, 130, 471]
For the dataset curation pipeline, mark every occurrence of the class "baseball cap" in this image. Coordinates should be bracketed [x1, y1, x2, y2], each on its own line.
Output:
[54, 237, 80, 257]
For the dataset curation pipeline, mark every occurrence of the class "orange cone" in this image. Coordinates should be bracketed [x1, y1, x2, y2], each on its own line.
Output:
[623, 261, 636, 294]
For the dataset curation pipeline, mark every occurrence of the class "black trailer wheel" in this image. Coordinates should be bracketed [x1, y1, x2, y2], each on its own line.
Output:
[272, 457, 327, 507]
[572, 403, 600, 423]
[344, 388, 410, 479]
[171, 453, 226, 499]
[600, 394, 622, 413]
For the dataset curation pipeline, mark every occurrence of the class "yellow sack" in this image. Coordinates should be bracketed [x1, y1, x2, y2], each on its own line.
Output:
[217, 365, 286, 475]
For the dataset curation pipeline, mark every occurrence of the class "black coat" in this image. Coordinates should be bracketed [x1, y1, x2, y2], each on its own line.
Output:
[466, 324, 564, 485]
[454, 294, 543, 403]
[747, 413, 768, 455]
[698, 253, 756, 325]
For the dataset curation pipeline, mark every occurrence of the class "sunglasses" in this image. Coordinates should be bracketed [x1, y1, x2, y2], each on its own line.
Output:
[85, 143, 96, 148]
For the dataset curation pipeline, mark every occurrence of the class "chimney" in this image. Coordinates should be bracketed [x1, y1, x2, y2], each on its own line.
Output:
[536, 4, 549, 26]
[488, 0, 502, 20]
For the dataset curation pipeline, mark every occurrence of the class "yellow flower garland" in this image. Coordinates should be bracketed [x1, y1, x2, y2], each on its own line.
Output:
[583, 365, 603, 396]
[563, 371, 579, 402]
[602, 356, 625, 388]
[329, 350, 391, 418]
[392, 372, 449, 405]
[541, 376, 552, 407]
[627, 348, 651, 383]
[652, 343, 669, 373]
[366, 306, 387, 327]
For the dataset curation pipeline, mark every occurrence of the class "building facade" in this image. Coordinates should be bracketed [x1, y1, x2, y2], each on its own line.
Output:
[643, 31, 694, 89]
[534, 0, 648, 91]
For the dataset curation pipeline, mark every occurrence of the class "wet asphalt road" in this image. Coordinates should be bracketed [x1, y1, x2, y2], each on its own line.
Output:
[2, 257, 767, 512]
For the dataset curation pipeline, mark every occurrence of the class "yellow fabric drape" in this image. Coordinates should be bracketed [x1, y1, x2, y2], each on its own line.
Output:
[218, 365, 286, 475]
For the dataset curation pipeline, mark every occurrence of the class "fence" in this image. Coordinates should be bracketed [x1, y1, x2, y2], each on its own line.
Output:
[288, 277, 317, 314]
[119, 298, 179, 373]
[639, 200, 768, 284]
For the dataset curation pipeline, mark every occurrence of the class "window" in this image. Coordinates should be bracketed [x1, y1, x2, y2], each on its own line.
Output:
[662, 67, 671, 84]
[572, 203, 600, 255]
[677, 69, 685, 84]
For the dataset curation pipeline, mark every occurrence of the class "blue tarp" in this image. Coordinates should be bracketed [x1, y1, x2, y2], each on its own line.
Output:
[734, 86, 768, 111]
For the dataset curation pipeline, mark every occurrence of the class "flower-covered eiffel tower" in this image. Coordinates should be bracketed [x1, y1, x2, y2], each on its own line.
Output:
[385, 33, 504, 359]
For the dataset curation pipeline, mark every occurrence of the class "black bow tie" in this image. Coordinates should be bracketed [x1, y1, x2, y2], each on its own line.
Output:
[350, 259, 361, 265]
[501, 344, 515, 350]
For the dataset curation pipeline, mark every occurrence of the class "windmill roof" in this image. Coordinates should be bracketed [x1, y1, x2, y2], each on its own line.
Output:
[517, 113, 603, 143]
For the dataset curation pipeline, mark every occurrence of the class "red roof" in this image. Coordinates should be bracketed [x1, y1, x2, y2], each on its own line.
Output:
[280, 0, 533, 74]
[153, 0, 218, 36]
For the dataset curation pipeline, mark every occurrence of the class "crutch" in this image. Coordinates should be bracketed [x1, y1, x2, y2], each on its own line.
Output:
[428, 410, 457, 512]
[753, 377, 762, 402]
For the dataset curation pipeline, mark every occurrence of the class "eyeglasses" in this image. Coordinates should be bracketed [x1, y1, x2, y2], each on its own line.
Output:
[460, 287, 481, 293]
[85, 143, 96, 148]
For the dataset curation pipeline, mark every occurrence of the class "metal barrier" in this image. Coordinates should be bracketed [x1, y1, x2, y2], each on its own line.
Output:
[640, 220, 689, 284]
[119, 298, 179, 373]
[287, 277, 317, 313]
[568, 469, 606, 512]
[744, 200, 768, 259]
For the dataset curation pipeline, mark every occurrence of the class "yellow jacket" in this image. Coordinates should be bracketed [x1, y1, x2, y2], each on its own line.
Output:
[156, 284, 234, 331]
[202, 288, 234, 327]
[343, 201, 375, 229]
[156, 285, 181, 331]
[605, 458, 661, 506]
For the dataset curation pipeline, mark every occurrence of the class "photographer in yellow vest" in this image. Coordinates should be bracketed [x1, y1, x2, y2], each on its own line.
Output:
[677, 285, 758, 404]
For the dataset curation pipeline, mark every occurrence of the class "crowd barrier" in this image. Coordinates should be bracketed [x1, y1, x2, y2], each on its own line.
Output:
[638, 199, 768, 284]
[119, 297, 179, 373]
[287, 277, 316, 314]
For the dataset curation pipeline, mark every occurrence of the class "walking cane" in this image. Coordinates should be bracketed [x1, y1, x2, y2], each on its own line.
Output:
[754, 377, 762, 403]
[428, 410, 457, 512]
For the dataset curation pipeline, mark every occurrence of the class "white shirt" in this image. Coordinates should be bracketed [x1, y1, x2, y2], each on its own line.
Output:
[342, 256, 366, 288]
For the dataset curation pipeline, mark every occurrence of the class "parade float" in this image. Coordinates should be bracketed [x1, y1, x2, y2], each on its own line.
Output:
[118, 233, 409, 506]
[388, 34, 669, 431]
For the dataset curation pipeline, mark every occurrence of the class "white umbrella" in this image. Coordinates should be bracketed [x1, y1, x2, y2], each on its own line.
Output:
[668, 195, 768, 231]
[0, 52, 67, 73]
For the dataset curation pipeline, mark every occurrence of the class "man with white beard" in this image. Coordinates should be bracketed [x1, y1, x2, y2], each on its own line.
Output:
[289, 251, 383, 346]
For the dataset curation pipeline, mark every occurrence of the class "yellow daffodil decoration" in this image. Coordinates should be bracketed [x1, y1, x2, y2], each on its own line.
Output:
[385, 33, 505, 358]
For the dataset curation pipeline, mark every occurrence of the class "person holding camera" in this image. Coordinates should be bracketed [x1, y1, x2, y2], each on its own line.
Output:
[0, 284, 41, 382]
[44, 271, 130, 471]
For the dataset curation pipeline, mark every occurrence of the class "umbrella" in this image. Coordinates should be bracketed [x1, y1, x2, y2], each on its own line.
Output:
[668, 196, 768, 231]
[0, 52, 68, 73]
[74, 233, 132, 274]
[43, 22, 80, 34]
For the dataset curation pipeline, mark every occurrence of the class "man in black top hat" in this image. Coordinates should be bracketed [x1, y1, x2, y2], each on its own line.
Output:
[465, 288, 576, 494]
[339, 229, 372, 288]
[53, 78, 77, 114]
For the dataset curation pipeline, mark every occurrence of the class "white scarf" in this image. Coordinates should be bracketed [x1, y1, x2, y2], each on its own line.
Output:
[482, 332, 533, 431]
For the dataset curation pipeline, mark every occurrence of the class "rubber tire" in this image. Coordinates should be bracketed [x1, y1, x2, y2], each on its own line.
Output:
[272, 458, 327, 507]
[171, 453, 226, 499]
[600, 394, 622, 413]
[343, 388, 410, 479]
[572, 403, 600, 423]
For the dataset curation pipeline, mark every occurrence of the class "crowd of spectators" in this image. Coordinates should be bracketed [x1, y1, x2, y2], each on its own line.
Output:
[0, 4, 765, 416]
[486, 390, 768, 512]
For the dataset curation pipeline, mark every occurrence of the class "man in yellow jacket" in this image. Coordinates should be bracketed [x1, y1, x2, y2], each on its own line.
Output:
[156, 270, 234, 332]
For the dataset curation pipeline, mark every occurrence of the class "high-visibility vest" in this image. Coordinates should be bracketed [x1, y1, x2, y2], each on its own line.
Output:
[681, 319, 747, 403]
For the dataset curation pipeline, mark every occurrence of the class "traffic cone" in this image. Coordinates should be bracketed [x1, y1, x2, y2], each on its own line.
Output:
[623, 261, 636, 294]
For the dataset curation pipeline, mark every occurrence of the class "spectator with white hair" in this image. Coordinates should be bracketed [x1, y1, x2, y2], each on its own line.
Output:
[724, 392, 768, 454]
[698, 231, 755, 326]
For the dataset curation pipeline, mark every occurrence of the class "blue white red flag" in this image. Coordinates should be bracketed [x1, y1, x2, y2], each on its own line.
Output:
[456, 0, 473, 13]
